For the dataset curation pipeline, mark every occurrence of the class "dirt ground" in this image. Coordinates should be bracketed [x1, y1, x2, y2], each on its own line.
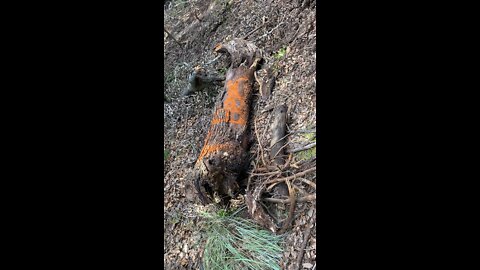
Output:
[164, 0, 316, 269]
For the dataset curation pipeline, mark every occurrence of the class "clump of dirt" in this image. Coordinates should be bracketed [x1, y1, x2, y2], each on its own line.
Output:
[164, 0, 316, 269]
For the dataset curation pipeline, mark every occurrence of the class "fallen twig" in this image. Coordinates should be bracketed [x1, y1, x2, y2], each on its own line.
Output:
[287, 142, 316, 154]
[164, 27, 184, 46]
[253, 154, 291, 173]
[263, 194, 315, 204]
[296, 177, 316, 189]
[243, 23, 265, 40]
[194, 9, 203, 22]
[271, 140, 292, 161]
[204, 55, 222, 66]
[292, 184, 307, 195]
[295, 223, 313, 270]
[292, 129, 316, 134]
[250, 171, 282, 177]
[294, 156, 316, 168]
[264, 167, 316, 185]
[253, 165, 282, 172]
[253, 22, 286, 43]
[282, 153, 293, 170]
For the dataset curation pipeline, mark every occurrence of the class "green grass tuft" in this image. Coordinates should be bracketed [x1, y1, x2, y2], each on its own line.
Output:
[201, 209, 284, 270]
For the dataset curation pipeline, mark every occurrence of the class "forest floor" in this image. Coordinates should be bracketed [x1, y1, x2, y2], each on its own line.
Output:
[164, 0, 316, 269]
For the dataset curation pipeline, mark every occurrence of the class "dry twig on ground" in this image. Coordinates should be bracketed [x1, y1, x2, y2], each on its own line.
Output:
[263, 194, 315, 204]
[164, 27, 184, 46]
[286, 142, 316, 154]
[295, 222, 313, 270]
[265, 166, 316, 185]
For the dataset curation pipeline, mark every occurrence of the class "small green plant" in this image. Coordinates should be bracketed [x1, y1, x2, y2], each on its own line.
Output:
[273, 47, 287, 60]
[164, 149, 170, 159]
[218, 67, 227, 76]
[301, 132, 316, 141]
[216, 208, 229, 217]
[200, 208, 284, 270]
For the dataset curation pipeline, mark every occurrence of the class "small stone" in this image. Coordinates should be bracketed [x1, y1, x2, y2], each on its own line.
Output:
[302, 263, 313, 268]
[307, 208, 314, 218]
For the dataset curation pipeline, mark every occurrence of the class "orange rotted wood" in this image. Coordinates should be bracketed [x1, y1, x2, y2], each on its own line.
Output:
[194, 39, 261, 204]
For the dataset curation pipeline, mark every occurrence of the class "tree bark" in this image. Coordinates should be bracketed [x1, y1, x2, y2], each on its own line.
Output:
[194, 39, 261, 205]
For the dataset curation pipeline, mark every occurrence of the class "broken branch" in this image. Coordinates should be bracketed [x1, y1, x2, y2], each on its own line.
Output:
[296, 177, 316, 189]
[264, 166, 316, 185]
[295, 223, 313, 270]
[286, 142, 316, 154]
[164, 27, 183, 46]
[263, 194, 315, 204]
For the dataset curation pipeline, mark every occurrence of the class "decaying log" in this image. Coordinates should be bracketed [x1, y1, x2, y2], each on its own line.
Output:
[270, 104, 289, 197]
[194, 39, 262, 205]
[182, 66, 225, 96]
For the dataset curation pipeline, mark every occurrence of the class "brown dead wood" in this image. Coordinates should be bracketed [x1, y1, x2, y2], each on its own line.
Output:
[264, 166, 316, 185]
[278, 180, 296, 234]
[164, 27, 184, 46]
[270, 104, 289, 197]
[263, 194, 316, 204]
[295, 222, 313, 270]
[286, 142, 316, 154]
[193, 39, 262, 205]
[183, 66, 225, 96]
